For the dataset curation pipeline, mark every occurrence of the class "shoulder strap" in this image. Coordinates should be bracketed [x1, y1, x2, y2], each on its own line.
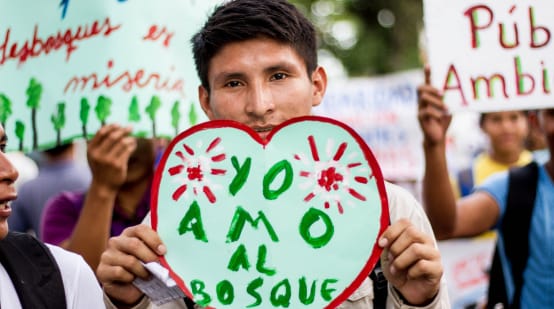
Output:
[487, 161, 539, 308]
[0, 232, 67, 309]
[370, 259, 388, 307]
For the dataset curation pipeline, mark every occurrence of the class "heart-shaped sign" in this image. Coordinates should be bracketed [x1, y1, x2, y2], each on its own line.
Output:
[152, 116, 389, 308]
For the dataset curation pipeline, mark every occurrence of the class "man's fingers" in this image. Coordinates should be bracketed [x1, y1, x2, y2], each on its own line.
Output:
[121, 224, 167, 256]
[389, 241, 440, 275]
[88, 124, 133, 153]
[405, 259, 443, 281]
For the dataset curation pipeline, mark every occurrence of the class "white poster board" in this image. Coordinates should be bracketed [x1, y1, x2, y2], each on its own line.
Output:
[0, 0, 219, 152]
[424, 0, 554, 112]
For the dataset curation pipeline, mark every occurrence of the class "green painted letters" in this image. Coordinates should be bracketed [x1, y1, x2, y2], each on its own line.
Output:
[299, 208, 334, 248]
[178, 201, 208, 242]
[263, 160, 293, 200]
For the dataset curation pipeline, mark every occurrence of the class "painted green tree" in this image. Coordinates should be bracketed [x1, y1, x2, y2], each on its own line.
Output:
[145, 96, 161, 138]
[26, 78, 43, 150]
[80, 98, 90, 139]
[95, 95, 112, 126]
[15, 120, 25, 151]
[171, 100, 181, 136]
[51, 102, 66, 146]
[188, 103, 198, 126]
[0, 94, 13, 129]
[129, 96, 141, 123]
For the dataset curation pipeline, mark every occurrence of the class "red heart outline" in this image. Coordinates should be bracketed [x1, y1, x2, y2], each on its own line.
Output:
[151, 115, 389, 308]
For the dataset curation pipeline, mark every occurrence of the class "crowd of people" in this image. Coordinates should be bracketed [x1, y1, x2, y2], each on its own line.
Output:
[1, 0, 551, 308]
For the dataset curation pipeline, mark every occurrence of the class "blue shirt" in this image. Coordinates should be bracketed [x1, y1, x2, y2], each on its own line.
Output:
[477, 163, 554, 308]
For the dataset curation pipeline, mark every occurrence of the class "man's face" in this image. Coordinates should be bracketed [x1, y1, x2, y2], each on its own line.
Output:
[198, 37, 327, 140]
[0, 125, 19, 240]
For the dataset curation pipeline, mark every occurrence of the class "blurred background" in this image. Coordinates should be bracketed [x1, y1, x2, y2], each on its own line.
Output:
[290, 0, 424, 77]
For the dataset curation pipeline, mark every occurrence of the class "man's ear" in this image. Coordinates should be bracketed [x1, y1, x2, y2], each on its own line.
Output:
[311, 66, 327, 107]
[198, 85, 215, 120]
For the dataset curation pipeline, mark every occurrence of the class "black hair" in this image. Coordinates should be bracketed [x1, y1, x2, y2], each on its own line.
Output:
[191, 0, 318, 91]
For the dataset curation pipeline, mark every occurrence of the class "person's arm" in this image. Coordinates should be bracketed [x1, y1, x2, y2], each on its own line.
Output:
[417, 68, 498, 239]
[62, 124, 136, 270]
[417, 68, 457, 239]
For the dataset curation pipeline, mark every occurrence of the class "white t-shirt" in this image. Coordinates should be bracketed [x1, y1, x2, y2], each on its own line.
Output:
[0, 243, 104, 308]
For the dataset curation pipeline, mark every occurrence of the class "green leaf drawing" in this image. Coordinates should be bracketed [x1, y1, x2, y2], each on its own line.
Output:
[51, 102, 66, 130]
[80, 98, 90, 125]
[145, 96, 161, 137]
[25, 78, 42, 109]
[188, 103, 198, 126]
[129, 96, 141, 122]
[80, 97, 90, 139]
[95, 95, 112, 126]
[0, 94, 13, 127]
[15, 120, 25, 151]
[26, 77, 43, 150]
[171, 100, 181, 135]
[51, 102, 66, 146]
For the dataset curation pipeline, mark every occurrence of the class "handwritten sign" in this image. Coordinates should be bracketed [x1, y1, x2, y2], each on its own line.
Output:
[151, 116, 389, 308]
[424, 0, 554, 112]
[316, 70, 425, 181]
[0, 0, 220, 152]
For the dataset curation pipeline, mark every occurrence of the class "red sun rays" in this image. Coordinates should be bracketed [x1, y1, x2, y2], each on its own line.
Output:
[297, 136, 369, 214]
[168, 137, 227, 204]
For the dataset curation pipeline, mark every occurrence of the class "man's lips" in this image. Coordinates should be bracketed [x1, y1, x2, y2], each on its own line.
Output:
[253, 127, 274, 139]
[0, 202, 12, 218]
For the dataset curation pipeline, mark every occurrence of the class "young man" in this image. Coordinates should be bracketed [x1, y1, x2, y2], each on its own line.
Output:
[418, 69, 554, 307]
[97, 1, 449, 308]
[0, 124, 104, 308]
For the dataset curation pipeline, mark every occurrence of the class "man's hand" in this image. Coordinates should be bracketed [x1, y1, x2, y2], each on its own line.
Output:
[378, 218, 443, 306]
[417, 67, 452, 148]
[96, 224, 167, 306]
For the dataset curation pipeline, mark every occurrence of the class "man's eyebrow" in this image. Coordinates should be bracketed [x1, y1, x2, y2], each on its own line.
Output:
[264, 62, 296, 74]
[213, 72, 246, 83]
[0, 134, 7, 143]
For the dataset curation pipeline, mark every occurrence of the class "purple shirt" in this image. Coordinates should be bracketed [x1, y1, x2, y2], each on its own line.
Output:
[40, 189, 151, 245]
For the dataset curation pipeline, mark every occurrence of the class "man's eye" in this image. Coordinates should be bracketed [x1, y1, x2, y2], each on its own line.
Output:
[225, 81, 241, 88]
[271, 73, 287, 80]
[0, 144, 6, 153]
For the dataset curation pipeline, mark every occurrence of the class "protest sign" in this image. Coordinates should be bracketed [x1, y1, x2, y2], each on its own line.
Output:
[0, 0, 218, 152]
[315, 70, 485, 183]
[151, 116, 389, 308]
[315, 70, 424, 181]
[424, 0, 554, 112]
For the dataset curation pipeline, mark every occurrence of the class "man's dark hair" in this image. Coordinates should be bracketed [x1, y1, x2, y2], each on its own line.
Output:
[191, 0, 318, 91]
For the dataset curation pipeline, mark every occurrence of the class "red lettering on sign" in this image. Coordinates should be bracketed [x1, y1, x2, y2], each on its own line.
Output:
[0, 18, 121, 67]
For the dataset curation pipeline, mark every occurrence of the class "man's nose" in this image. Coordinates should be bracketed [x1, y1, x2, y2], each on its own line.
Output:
[0, 154, 19, 185]
[245, 82, 275, 117]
